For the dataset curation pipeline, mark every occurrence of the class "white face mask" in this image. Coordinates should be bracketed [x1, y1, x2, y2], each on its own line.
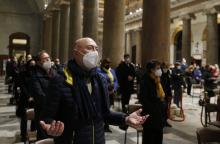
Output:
[42, 60, 51, 71]
[163, 68, 168, 73]
[155, 69, 162, 77]
[83, 51, 99, 70]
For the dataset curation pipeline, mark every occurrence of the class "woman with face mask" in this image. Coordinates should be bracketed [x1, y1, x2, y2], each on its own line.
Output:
[28, 50, 56, 141]
[140, 60, 165, 144]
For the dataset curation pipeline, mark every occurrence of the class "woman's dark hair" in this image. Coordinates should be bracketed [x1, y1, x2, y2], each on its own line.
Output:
[146, 60, 160, 73]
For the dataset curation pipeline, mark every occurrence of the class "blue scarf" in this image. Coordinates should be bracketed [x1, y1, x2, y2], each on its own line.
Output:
[67, 60, 109, 122]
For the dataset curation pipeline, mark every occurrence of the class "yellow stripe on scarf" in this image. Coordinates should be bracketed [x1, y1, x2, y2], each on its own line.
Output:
[155, 77, 165, 101]
[64, 68, 73, 86]
[102, 67, 114, 85]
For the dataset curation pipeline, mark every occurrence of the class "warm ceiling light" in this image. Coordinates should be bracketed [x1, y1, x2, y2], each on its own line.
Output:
[44, 0, 48, 9]
[44, 4, 48, 9]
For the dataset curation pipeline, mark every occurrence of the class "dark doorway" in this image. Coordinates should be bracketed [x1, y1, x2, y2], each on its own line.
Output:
[8, 32, 30, 58]
[174, 31, 182, 62]
[132, 45, 136, 64]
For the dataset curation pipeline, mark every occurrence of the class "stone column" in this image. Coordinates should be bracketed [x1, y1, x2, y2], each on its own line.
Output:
[142, 0, 170, 66]
[51, 9, 60, 60]
[206, 10, 218, 65]
[83, 0, 98, 41]
[136, 29, 142, 65]
[125, 31, 131, 54]
[43, 15, 52, 54]
[103, 0, 125, 67]
[59, 3, 70, 64]
[182, 15, 192, 64]
[69, 0, 82, 59]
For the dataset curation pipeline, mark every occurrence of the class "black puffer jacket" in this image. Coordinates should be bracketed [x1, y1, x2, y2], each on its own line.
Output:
[43, 60, 126, 144]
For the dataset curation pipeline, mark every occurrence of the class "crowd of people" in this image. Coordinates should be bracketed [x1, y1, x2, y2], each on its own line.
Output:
[4, 37, 220, 144]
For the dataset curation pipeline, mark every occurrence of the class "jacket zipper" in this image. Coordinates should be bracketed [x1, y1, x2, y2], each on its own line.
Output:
[92, 120, 95, 144]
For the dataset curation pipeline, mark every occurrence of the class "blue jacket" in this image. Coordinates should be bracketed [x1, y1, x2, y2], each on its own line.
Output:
[97, 67, 118, 92]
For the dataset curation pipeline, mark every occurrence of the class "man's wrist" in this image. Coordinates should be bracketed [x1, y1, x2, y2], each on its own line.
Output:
[125, 116, 129, 125]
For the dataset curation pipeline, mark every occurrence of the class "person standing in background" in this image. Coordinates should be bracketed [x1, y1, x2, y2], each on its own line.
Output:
[98, 58, 119, 132]
[116, 54, 136, 113]
[29, 50, 56, 140]
[140, 60, 165, 144]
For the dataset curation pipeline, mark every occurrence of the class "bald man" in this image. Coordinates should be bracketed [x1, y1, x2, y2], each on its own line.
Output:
[40, 37, 148, 144]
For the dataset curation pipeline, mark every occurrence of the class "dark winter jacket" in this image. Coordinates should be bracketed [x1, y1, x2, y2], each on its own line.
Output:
[30, 66, 56, 140]
[140, 73, 164, 130]
[161, 71, 172, 99]
[116, 62, 136, 94]
[42, 60, 126, 144]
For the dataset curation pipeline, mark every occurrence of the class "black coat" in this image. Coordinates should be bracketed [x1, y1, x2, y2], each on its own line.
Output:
[116, 62, 136, 94]
[30, 66, 54, 117]
[171, 68, 185, 88]
[140, 73, 164, 130]
[161, 71, 172, 98]
[42, 61, 126, 144]
[15, 65, 33, 117]
[29, 66, 56, 139]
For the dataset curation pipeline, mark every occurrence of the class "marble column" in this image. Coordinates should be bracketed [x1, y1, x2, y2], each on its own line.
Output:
[182, 15, 192, 64]
[59, 3, 70, 64]
[83, 0, 98, 42]
[43, 16, 52, 54]
[136, 29, 142, 65]
[103, 0, 125, 67]
[125, 31, 131, 54]
[207, 12, 218, 65]
[51, 9, 60, 60]
[69, 0, 82, 59]
[142, 0, 170, 66]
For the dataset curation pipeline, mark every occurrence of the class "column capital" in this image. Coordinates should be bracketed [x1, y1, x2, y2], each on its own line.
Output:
[180, 13, 196, 20]
[51, 6, 60, 11]
[56, 0, 70, 6]
[43, 11, 52, 20]
[125, 29, 132, 34]
[203, 6, 220, 15]
[135, 28, 142, 32]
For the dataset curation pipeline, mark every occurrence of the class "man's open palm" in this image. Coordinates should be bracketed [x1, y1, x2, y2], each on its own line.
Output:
[126, 109, 149, 129]
[40, 120, 64, 136]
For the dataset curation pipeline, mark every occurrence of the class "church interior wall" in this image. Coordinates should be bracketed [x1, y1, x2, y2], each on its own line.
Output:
[169, 13, 208, 65]
[0, 0, 42, 56]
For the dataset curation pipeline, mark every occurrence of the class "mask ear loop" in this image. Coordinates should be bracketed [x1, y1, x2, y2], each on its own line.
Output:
[73, 49, 85, 56]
